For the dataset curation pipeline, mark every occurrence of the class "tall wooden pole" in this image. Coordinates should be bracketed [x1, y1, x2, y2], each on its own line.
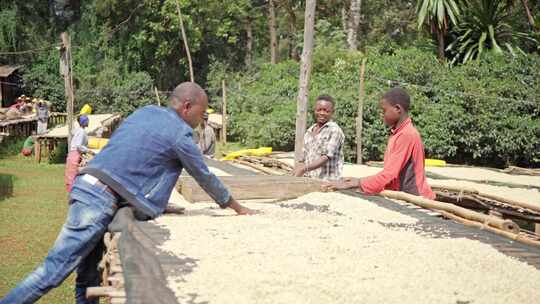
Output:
[154, 87, 161, 106]
[175, 0, 194, 82]
[60, 32, 74, 147]
[356, 58, 367, 164]
[222, 80, 227, 144]
[293, 0, 316, 168]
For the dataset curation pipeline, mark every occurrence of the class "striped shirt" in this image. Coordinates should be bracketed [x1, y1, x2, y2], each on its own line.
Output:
[302, 121, 345, 181]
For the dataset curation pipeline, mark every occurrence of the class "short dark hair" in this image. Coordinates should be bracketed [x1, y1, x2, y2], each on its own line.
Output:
[382, 87, 410, 111]
[316, 94, 335, 108]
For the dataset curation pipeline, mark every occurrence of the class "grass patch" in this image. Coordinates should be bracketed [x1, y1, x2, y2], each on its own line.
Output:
[0, 155, 73, 303]
[0, 137, 26, 159]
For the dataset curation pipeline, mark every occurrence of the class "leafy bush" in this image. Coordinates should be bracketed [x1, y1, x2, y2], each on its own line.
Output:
[0, 137, 26, 159]
[209, 44, 540, 168]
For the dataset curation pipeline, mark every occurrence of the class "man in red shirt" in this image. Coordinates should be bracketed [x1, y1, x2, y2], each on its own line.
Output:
[324, 87, 435, 199]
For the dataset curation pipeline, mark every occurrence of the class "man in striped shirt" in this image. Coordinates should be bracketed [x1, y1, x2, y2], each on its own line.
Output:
[293, 95, 345, 181]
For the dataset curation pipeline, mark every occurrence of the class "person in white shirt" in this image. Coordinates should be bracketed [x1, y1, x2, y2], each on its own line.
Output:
[65, 115, 94, 192]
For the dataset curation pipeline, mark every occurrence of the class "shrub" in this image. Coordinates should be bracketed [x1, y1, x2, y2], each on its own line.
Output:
[208, 45, 540, 168]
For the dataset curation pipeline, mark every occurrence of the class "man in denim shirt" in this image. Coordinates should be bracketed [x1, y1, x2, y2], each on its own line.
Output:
[1, 82, 256, 304]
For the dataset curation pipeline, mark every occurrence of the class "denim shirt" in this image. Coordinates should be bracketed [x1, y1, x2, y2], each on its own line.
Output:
[80, 105, 231, 219]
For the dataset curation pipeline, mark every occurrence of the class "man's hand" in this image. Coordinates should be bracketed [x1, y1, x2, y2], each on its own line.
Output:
[292, 163, 307, 177]
[228, 197, 259, 215]
[322, 177, 361, 192]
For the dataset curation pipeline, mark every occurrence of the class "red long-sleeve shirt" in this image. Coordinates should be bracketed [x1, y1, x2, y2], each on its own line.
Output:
[360, 117, 435, 199]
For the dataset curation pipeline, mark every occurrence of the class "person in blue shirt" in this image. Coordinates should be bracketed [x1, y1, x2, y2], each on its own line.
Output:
[1, 82, 257, 304]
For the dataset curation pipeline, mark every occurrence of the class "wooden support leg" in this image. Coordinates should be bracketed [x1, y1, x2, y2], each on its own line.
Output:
[536, 224, 540, 234]
[35, 139, 41, 163]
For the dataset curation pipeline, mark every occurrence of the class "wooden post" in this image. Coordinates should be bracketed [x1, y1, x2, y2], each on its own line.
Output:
[60, 32, 75, 147]
[154, 87, 161, 106]
[174, 0, 194, 82]
[293, 0, 316, 168]
[35, 138, 41, 163]
[221, 80, 227, 144]
[356, 57, 366, 164]
[536, 224, 540, 234]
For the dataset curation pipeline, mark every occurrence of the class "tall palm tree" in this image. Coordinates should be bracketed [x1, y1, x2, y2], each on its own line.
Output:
[416, 0, 461, 60]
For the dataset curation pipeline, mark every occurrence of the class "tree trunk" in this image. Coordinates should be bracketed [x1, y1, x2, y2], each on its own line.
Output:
[341, 2, 348, 33]
[356, 58, 366, 164]
[347, 0, 361, 50]
[245, 17, 253, 67]
[60, 32, 74, 147]
[520, 0, 536, 29]
[294, 0, 316, 168]
[436, 26, 445, 60]
[286, 3, 300, 61]
[269, 0, 279, 64]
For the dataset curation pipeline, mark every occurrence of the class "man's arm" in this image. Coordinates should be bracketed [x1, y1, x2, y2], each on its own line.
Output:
[293, 155, 329, 176]
[174, 133, 257, 215]
[359, 133, 414, 194]
[296, 127, 344, 176]
[323, 134, 413, 194]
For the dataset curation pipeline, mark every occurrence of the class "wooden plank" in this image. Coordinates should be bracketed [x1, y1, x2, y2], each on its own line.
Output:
[382, 190, 520, 233]
[35, 138, 41, 163]
[178, 175, 323, 203]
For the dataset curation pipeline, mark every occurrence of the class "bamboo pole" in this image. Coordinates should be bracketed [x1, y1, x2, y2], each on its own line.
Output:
[502, 165, 540, 176]
[154, 87, 161, 106]
[222, 80, 227, 144]
[439, 209, 540, 247]
[356, 57, 366, 164]
[60, 32, 74, 147]
[478, 192, 540, 214]
[380, 190, 520, 233]
[232, 159, 283, 175]
[174, 0, 194, 82]
[429, 183, 479, 194]
[431, 183, 540, 214]
[86, 287, 126, 298]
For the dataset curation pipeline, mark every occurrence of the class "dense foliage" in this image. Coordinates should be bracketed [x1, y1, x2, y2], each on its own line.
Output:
[208, 41, 540, 167]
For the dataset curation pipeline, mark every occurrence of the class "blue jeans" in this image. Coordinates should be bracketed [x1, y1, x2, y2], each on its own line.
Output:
[0, 175, 119, 304]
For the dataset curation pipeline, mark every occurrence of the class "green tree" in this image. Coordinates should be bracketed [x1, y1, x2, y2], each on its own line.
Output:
[447, 0, 538, 63]
[416, 0, 461, 60]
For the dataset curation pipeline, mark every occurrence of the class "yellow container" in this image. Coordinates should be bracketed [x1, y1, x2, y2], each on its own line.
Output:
[221, 147, 273, 161]
[88, 137, 109, 149]
[80, 104, 93, 115]
[249, 147, 272, 156]
[425, 159, 446, 167]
